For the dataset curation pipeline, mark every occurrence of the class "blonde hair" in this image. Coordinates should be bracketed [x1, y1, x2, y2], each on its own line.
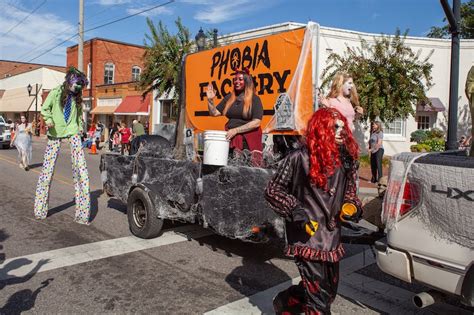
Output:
[327, 72, 360, 107]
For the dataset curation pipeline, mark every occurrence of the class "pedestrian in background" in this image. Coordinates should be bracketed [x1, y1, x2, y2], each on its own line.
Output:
[10, 114, 32, 170]
[369, 121, 384, 183]
[109, 122, 121, 152]
[119, 122, 132, 155]
[132, 119, 145, 138]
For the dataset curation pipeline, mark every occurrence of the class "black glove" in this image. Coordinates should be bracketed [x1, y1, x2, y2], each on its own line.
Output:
[291, 207, 315, 233]
[341, 203, 362, 223]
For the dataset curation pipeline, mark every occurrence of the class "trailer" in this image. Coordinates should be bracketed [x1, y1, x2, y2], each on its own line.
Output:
[100, 23, 379, 243]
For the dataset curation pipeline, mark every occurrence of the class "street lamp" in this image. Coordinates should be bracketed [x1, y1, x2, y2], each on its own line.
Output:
[195, 27, 206, 51]
[213, 28, 218, 48]
[27, 83, 40, 136]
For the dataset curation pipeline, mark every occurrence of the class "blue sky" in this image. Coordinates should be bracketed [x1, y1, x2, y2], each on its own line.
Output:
[0, 0, 464, 66]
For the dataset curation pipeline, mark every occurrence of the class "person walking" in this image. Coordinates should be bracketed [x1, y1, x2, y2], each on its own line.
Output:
[34, 67, 91, 225]
[10, 114, 32, 170]
[369, 121, 384, 183]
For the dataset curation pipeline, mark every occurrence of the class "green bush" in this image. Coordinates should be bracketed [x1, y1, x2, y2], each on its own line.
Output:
[359, 154, 391, 167]
[410, 129, 428, 143]
[410, 143, 431, 152]
[427, 128, 444, 139]
[422, 139, 445, 152]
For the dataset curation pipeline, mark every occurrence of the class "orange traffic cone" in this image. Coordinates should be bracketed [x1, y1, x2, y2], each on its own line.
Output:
[90, 142, 98, 155]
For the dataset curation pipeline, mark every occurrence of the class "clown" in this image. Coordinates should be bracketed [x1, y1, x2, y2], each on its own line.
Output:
[34, 67, 91, 225]
[265, 107, 362, 314]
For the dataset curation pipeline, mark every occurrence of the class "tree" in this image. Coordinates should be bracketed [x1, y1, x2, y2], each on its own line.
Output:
[427, 0, 474, 39]
[321, 30, 434, 122]
[138, 17, 193, 107]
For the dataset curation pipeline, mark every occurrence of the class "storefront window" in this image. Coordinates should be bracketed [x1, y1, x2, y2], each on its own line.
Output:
[104, 63, 114, 84]
[417, 115, 430, 130]
[384, 118, 405, 136]
[161, 99, 178, 123]
[132, 66, 141, 81]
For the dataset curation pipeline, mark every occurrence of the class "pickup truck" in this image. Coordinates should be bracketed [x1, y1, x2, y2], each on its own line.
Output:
[0, 115, 12, 149]
[375, 151, 474, 309]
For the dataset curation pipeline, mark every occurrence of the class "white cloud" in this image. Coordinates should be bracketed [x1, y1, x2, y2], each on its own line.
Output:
[182, 0, 274, 24]
[126, 6, 174, 17]
[96, 0, 132, 6]
[0, 4, 76, 65]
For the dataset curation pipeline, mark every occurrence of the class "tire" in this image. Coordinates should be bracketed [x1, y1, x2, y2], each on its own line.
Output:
[127, 187, 163, 239]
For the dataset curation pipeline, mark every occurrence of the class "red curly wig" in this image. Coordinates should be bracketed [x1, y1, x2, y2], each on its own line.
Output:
[306, 107, 359, 190]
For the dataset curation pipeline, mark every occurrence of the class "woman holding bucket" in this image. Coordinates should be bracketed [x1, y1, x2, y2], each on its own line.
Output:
[206, 67, 263, 152]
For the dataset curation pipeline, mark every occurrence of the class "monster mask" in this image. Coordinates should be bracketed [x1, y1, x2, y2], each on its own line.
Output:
[65, 67, 88, 95]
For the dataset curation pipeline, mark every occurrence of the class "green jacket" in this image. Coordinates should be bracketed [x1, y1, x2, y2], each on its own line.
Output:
[41, 86, 83, 138]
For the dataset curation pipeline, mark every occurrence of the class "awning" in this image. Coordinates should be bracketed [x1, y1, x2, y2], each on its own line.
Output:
[114, 94, 150, 116]
[0, 87, 36, 112]
[90, 105, 118, 114]
[417, 97, 446, 112]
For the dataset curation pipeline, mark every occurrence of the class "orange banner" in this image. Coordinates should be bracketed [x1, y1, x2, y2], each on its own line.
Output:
[184, 26, 313, 133]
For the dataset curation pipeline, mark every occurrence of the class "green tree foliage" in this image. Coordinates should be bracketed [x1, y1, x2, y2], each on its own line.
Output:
[427, 0, 474, 39]
[321, 30, 434, 122]
[138, 17, 193, 106]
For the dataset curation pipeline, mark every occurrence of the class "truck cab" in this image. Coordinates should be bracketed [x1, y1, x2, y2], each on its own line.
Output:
[0, 115, 12, 149]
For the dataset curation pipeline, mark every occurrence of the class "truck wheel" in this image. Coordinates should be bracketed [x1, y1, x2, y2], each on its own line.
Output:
[127, 187, 163, 239]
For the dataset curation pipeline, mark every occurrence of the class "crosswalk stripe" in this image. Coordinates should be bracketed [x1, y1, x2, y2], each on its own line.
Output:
[205, 249, 468, 315]
[204, 249, 376, 315]
[0, 225, 213, 281]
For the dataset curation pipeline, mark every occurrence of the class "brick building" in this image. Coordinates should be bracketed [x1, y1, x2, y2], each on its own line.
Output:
[66, 38, 147, 136]
[0, 60, 65, 79]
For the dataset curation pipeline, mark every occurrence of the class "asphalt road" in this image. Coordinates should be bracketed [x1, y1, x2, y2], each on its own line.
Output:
[0, 137, 470, 314]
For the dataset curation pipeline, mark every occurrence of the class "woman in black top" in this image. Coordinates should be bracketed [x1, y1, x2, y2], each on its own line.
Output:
[206, 68, 263, 151]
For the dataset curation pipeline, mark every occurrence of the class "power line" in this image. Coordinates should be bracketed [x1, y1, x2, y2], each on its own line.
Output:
[0, 0, 175, 77]
[0, 0, 47, 39]
[11, 2, 134, 66]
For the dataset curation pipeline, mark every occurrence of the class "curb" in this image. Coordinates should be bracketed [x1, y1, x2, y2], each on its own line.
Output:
[359, 187, 378, 195]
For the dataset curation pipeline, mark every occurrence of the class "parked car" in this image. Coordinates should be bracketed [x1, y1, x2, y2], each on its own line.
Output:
[0, 115, 12, 149]
[375, 151, 474, 309]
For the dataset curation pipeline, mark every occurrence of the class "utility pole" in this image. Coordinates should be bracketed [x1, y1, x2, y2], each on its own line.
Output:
[441, 0, 460, 150]
[78, 0, 84, 72]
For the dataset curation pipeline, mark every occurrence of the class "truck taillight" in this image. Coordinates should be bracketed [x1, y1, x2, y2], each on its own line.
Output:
[399, 181, 420, 217]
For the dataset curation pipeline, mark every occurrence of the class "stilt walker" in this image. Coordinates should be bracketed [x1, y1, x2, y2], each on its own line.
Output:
[34, 67, 90, 225]
[265, 108, 362, 314]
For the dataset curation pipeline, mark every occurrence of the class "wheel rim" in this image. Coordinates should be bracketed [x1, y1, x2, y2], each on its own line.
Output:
[132, 199, 147, 229]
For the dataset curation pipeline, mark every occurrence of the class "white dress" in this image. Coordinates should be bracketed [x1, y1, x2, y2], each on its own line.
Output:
[14, 123, 32, 165]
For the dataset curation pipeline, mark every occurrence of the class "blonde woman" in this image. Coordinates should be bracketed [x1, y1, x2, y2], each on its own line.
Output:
[318, 72, 364, 130]
[10, 115, 32, 170]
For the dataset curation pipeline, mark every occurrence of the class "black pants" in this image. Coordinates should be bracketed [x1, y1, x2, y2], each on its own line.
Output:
[273, 258, 339, 315]
[370, 148, 384, 182]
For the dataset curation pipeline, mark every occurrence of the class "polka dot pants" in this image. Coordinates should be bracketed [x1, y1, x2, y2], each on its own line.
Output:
[34, 134, 91, 224]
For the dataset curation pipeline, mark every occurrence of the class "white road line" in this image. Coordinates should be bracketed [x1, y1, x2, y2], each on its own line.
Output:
[0, 225, 213, 281]
[206, 247, 469, 315]
[205, 249, 376, 315]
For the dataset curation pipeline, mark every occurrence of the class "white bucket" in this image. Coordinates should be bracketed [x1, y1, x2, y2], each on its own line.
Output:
[203, 130, 229, 166]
